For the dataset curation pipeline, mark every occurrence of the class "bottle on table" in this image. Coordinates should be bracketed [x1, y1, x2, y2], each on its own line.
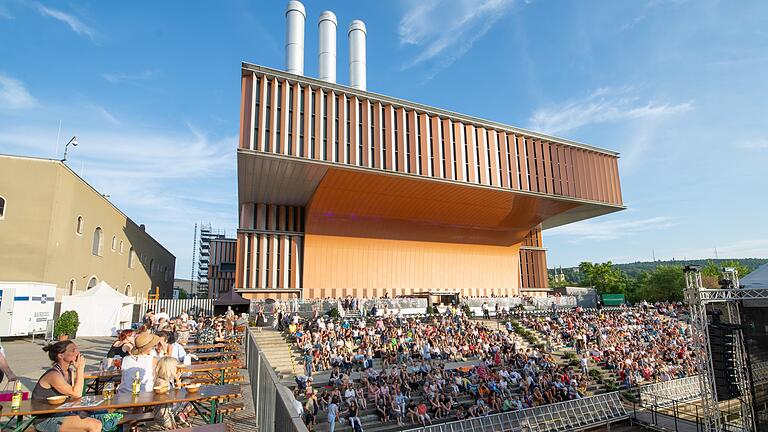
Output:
[11, 382, 23, 411]
[132, 371, 141, 395]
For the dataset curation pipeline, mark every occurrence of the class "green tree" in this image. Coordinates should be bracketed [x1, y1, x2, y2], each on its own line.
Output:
[636, 265, 685, 302]
[577, 261, 630, 295]
[701, 260, 751, 279]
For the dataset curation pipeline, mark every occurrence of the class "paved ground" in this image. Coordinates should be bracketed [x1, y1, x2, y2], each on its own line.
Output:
[1, 336, 112, 391]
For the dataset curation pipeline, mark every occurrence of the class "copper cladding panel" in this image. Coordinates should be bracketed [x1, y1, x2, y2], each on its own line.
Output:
[304, 168, 579, 246]
[302, 234, 521, 299]
[239, 74, 253, 150]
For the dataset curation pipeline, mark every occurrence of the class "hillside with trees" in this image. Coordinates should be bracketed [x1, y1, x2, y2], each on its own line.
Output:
[548, 258, 768, 303]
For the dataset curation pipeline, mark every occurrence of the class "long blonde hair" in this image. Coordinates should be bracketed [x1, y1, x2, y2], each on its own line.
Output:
[155, 356, 179, 382]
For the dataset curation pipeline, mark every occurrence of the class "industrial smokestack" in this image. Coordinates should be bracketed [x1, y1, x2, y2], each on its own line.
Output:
[318, 11, 337, 83]
[285, 1, 306, 75]
[348, 20, 367, 91]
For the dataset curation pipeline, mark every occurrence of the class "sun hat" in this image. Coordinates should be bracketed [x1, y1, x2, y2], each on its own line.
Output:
[131, 332, 161, 355]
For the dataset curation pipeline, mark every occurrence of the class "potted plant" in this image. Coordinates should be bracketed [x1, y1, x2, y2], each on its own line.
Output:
[54, 310, 80, 340]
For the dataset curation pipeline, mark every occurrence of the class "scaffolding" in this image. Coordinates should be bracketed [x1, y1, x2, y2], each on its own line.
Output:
[684, 266, 760, 431]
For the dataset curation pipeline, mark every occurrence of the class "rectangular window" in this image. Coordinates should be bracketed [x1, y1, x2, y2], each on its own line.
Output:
[450, 122, 457, 180]
[275, 82, 282, 153]
[345, 99, 351, 164]
[287, 85, 294, 155]
[380, 105, 386, 169]
[439, 119, 446, 177]
[276, 237, 281, 287]
[416, 115, 422, 175]
[474, 128, 481, 182]
[358, 101, 364, 165]
[310, 90, 316, 158]
[264, 81, 272, 152]
[393, 109, 399, 171]
[404, 111, 410, 172]
[299, 86, 305, 157]
[244, 235, 251, 288]
[505, 134, 513, 187]
[254, 236, 260, 287]
[486, 130, 492, 182]
[322, 92, 327, 161]
[334, 95, 339, 163]
[369, 104, 375, 167]
[253, 78, 260, 147]
[463, 128, 470, 181]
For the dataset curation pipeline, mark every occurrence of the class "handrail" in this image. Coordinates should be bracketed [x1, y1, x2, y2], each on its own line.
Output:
[402, 392, 627, 432]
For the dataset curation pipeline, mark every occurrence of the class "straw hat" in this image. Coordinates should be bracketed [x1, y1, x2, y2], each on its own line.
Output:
[131, 332, 160, 355]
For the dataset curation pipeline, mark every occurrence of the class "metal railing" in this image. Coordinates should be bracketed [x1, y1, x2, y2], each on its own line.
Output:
[245, 327, 308, 432]
[403, 392, 627, 432]
[138, 298, 214, 319]
[639, 376, 702, 408]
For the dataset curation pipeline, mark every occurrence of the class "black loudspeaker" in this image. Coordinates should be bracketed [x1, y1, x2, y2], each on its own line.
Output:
[709, 324, 740, 401]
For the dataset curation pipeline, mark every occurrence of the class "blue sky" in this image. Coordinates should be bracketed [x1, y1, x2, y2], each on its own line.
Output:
[1, 0, 767, 279]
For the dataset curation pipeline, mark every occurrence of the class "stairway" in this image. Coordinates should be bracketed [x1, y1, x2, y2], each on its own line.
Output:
[250, 328, 298, 379]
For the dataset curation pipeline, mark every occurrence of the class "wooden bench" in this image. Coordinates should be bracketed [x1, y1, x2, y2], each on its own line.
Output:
[169, 423, 230, 432]
[117, 412, 155, 431]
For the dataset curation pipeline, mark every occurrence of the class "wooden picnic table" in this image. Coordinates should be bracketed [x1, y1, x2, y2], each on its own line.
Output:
[0, 384, 241, 431]
[82, 361, 243, 394]
[192, 352, 240, 362]
[183, 343, 237, 352]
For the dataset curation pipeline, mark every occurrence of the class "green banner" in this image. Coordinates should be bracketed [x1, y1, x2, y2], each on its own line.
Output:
[601, 294, 625, 306]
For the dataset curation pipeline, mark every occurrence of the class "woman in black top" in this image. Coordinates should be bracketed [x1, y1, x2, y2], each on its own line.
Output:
[105, 329, 134, 359]
[32, 341, 102, 432]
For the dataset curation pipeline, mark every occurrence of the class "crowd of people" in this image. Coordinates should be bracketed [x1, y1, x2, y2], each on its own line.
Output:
[23, 307, 246, 432]
[285, 309, 594, 431]
[516, 303, 696, 387]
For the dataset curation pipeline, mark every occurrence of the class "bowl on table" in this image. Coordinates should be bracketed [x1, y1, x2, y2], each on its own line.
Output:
[185, 383, 201, 393]
[46, 395, 67, 405]
[153, 386, 170, 395]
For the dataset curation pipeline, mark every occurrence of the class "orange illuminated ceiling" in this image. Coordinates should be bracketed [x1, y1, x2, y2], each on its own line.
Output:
[238, 150, 624, 246]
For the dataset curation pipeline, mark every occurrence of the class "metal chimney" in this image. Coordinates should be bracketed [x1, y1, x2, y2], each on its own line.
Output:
[348, 20, 367, 91]
[285, 1, 306, 75]
[318, 11, 337, 83]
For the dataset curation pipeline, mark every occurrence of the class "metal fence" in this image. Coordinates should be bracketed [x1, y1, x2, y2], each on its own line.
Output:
[138, 298, 215, 319]
[245, 327, 308, 432]
[639, 376, 701, 408]
[403, 392, 627, 432]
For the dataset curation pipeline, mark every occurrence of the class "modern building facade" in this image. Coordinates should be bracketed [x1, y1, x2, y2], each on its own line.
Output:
[0, 155, 176, 301]
[234, 2, 624, 300]
[207, 237, 237, 298]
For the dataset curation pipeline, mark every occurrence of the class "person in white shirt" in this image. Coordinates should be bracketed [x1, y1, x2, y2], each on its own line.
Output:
[154, 308, 170, 323]
[119, 332, 160, 393]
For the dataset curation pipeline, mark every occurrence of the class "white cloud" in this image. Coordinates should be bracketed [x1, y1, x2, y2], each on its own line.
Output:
[36, 4, 95, 41]
[398, 0, 514, 75]
[546, 215, 679, 242]
[102, 70, 158, 83]
[528, 87, 693, 135]
[741, 138, 768, 150]
[0, 73, 37, 109]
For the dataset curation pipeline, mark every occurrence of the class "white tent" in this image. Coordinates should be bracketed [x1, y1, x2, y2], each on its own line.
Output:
[60, 281, 134, 337]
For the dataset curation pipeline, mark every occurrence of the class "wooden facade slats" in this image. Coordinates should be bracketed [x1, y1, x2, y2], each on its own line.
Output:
[243, 71, 624, 205]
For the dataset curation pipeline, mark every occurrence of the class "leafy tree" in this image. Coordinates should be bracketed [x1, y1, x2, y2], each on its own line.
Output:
[636, 265, 685, 302]
[701, 260, 751, 280]
[577, 261, 630, 295]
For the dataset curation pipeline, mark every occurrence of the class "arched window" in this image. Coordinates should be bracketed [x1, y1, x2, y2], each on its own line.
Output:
[92, 227, 103, 256]
[128, 247, 135, 268]
[149, 259, 154, 275]
[125, 284, 132, 297]
[111, 236, 116, 251]
[119, 240, 124, 254]
[76, 216, 84, 235]
[87, 276, 98, 289]
[0, 195, 5, 220]
[68, 279, 76, 295]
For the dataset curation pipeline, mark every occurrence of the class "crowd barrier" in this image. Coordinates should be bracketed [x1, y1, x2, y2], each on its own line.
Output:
[245, 327, 308, 432]
[138, 298, 214, 319]
[404, 392, 627, 432]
